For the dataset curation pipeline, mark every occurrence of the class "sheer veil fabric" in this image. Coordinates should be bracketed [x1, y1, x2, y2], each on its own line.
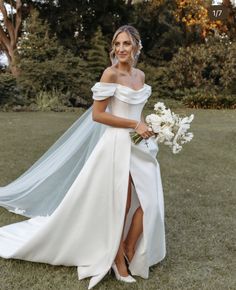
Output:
[0, 105, 107, 217]
[0, 82, 166, 289]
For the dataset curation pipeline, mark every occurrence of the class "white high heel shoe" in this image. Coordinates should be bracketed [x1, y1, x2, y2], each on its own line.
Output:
[109, 262, 136, 283]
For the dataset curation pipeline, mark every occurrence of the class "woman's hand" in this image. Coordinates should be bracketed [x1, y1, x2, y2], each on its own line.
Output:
[135, 121, 155, 139]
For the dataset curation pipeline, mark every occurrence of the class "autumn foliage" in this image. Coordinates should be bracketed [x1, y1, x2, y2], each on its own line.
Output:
[174, 0, 232, 39]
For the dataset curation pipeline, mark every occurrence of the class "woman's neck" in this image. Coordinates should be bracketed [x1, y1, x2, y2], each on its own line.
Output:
[115, 62, 133, 76]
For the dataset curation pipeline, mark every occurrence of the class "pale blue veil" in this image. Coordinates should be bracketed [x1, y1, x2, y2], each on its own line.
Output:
[0, 105, 107, 218]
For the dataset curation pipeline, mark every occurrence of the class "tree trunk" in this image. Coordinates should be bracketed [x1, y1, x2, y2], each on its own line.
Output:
[8, 48, 20, 77]
[0, 0, 22, 76]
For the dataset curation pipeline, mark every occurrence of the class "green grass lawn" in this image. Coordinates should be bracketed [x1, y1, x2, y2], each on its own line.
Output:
[0, 108, 235, 290]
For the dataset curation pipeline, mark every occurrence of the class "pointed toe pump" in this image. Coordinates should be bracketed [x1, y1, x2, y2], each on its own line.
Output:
[109, 262, 136, 283]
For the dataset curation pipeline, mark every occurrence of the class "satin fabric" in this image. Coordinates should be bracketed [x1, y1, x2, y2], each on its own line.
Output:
[0, 82, 166, 289]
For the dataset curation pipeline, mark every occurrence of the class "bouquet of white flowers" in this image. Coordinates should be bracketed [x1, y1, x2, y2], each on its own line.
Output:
[130, 102, 194, 154]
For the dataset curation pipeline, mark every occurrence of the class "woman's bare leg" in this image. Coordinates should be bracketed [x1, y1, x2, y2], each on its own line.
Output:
[114, 173, 132, 276]
[123, 175, 144, 261]
[123, 206, 143, 261]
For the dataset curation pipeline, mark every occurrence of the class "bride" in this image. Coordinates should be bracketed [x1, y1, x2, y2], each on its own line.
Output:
[0, 25, 166, 289]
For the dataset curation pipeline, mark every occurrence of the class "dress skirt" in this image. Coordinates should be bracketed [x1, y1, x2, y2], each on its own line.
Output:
[0, 126, 166, 289]
[0, 81, 166, 289]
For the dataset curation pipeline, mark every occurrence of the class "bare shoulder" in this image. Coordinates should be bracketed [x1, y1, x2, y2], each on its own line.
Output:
[100, 66, 117, 83]
[135, 68, 145, 84]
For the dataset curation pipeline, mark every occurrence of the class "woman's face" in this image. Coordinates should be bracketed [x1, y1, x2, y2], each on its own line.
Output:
[114, 32, 134, 64]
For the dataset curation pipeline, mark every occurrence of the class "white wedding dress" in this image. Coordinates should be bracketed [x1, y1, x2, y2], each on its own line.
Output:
[0, 82, 166, 289]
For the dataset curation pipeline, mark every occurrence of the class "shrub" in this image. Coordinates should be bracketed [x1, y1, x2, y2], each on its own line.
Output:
[220, 42, 236, 95]
[137, 62, 174, 99]
[35, 89, 68, 112]
[0, 73, 22, 106]
[167, 39, 236, 98]
[182, 90, 236, 109]
[16, 9, 92, 106]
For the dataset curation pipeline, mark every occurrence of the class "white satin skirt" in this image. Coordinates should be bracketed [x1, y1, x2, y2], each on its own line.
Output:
[0, 126, 166, 289]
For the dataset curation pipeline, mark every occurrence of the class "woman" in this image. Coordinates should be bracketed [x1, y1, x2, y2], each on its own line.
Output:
[0, 25, 166, 289]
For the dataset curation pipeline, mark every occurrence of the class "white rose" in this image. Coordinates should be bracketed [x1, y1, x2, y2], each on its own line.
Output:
[154, 102, 166, 111]
[146, 114, 162, 125]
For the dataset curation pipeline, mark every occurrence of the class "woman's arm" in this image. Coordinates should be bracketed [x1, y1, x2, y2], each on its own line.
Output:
[93, 99, 138, 129]
[92, 68, 138, 129]
[92, 68, 154, 138]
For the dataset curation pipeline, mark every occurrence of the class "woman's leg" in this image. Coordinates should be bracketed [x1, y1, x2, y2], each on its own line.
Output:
[114, 173, 132, 276]
[123, 175, 143, 262]
[123, 206, 143, 261]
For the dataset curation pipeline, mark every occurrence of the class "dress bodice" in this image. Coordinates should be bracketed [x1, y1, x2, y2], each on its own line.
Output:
[91, 82, 152, 122]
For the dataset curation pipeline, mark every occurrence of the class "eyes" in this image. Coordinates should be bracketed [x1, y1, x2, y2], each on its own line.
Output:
[114, 41, 132, 47]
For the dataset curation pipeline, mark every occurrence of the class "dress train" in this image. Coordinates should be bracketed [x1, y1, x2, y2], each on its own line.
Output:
[0, 82, 166, 289]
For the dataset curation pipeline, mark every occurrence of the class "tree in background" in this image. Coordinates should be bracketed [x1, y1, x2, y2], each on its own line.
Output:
[86, 26, 110, 82]
[0, 0, 22, 76]
[1, 0, 235, 110]
[222, 0, 236, 39]
[32, 0, 131, 58]
[174, 0, 236, 41]
[16, 9, 91, 106]
[130, 0, 185, 66]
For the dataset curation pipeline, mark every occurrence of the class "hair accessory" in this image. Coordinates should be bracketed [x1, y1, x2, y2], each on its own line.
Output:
[135, 40, 143, 57]
[139, 40, 143, 50]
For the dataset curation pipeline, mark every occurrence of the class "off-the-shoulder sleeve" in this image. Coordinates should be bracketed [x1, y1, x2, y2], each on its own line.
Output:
[91, 82, 117, 100]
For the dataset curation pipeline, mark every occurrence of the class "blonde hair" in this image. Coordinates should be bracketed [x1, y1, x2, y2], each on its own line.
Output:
[109, 25, 142, 67]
